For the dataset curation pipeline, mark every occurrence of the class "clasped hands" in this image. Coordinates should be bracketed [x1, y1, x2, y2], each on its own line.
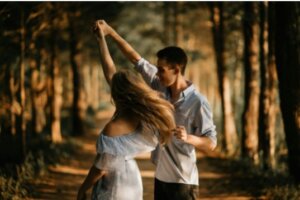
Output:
[93, 19, 112, 39]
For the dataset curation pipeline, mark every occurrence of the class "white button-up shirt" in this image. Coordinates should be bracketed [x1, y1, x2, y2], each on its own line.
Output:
[135, 58, 217, 185]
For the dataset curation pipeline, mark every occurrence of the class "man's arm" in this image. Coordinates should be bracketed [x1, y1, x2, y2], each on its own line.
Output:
[174, 100, 217, 152]
[98, 20, 141, 65]
[174, 126, 217, 151]
[94, 20, 116, 86]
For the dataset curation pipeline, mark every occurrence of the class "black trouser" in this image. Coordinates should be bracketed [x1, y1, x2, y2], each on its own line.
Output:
[154, 178, 199, 200]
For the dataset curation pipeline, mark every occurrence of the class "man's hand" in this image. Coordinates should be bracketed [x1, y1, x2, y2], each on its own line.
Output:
[173, 125, 188, 142]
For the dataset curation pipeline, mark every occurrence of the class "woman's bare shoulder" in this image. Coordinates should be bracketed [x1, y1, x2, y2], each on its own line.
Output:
[102, 119, 138, 137]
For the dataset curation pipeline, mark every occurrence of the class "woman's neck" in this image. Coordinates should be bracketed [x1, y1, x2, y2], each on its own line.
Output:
[102, 109, 139, 137]
[113, 109, 135, 121]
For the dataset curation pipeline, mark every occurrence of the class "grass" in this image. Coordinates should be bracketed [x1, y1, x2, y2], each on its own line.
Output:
[265, 184, 300, 200]
[200, 156, 300, 199]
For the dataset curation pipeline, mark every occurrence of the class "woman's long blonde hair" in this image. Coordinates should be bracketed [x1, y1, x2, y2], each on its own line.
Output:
[111, 70, 175, 144]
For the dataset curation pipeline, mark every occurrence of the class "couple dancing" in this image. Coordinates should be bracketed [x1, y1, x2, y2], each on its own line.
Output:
[77, 20, 217, 200]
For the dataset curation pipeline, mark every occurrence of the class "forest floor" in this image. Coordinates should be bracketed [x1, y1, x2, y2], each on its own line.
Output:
[27, 108, 274, 200]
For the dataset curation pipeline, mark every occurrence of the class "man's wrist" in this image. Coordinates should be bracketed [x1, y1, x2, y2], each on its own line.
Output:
[186, 134, 194, 145]
[109, 29, 120, 39]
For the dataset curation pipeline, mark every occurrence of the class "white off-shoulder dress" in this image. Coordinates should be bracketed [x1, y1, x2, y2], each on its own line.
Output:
[91, 125, 158, 200]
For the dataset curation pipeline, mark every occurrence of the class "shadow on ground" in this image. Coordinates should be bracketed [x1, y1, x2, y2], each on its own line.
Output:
[29, 108, 289, 200]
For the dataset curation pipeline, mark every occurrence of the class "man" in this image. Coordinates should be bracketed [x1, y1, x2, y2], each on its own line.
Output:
[96, 20, 217, 200]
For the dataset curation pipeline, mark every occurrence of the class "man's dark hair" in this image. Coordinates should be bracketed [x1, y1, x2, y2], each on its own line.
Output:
[156, 46, 188, 75]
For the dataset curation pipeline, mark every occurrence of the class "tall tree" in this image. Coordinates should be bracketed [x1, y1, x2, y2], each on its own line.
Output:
[258, 2, 278, 170]
[15, 6, 27, 160]
[0, 3, 28, 163]
[28, 13, 48, 135]
[274, 2, 300, 182]
[163, 2, 180, 45]
[210, 2, 238, 156]
[174, 2, 182, 45]
[163, 2, 172, 45]
[9, 67, 19, 136]
[29, 44, 47, 135]
[68, 6, 85, 136]
[242, 2, 260, 164]
[49, 3, 62, 143]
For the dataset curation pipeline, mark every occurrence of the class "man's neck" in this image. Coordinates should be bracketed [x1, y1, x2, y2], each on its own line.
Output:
[169, 75, 188, 102]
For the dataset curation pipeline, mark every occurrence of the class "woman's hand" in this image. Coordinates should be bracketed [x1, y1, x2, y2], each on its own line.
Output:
[93, 20, 105, 40]
[93, 20, 112, 38]
[173, 126, 188, 142]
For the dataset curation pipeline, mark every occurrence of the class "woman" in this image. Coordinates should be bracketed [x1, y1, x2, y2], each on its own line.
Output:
[77, 21, 176, 200]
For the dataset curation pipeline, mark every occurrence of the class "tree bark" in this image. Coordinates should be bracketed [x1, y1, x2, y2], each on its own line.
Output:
[163, 2, 171, 45]
[29, 37, 47, 135]
[68, 12, 85, 136]
[163, 2, 180, 45]
[49, 7, 62, 143]
[174, 2, 182, 46]
[258, 2, 278, 170]
[210, 2, 238, 156]
[15, 8, 27, 161]
[274, 2, 300, 183]
[242, 2, 260, 164]
[9, 68, 18, 136]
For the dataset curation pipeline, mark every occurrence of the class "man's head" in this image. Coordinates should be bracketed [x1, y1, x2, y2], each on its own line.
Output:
[156, 46, 188, 87]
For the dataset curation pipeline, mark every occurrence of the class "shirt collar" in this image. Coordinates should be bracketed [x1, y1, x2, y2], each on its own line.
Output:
[166, 81, 195, 104]
[182, 81, 195, 98]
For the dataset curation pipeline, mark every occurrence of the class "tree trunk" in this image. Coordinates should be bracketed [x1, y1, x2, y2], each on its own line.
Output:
[0, 64, 22, 164]
[242, 2, 260, 164]
[258, 2, 277, 170]
[163, 2, 181, 45]
[210, 2, 238, 156]
[49, 9, 62, 143]
[29, 38, 47, 135]
[15, 8, 27, 161]
[174, 2, 182, 46]
[68, 13, 85, 136]
[9, 68, 18, 136]
[274, 2, 300, 183]
[163, 2, 171, 45]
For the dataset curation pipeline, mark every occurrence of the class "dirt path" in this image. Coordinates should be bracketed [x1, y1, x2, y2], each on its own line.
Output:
[29, 110, 266, 200]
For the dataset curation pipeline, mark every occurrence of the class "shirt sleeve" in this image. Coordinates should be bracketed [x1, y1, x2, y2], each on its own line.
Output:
[193, 100, 217, 146]
[135, 58, 162, 91]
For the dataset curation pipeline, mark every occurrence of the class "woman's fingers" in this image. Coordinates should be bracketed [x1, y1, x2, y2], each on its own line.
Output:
[95, 19, 111, 36]
[172, 126, 187, 141]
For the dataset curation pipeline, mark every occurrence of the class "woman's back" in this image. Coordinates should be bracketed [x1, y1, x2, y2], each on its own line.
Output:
[92, 118, 158, 200]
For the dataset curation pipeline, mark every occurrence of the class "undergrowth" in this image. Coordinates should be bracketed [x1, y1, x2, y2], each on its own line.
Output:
[0, 138, 81, 200]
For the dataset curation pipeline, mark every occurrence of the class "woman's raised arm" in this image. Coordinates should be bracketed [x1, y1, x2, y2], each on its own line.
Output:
[94, 20, 116, 87]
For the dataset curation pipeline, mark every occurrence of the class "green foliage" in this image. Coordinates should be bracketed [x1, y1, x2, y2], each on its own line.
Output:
[0, 153, 37, 200]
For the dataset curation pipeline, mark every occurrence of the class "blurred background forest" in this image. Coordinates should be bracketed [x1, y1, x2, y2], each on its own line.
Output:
[0, 1, 299, 199]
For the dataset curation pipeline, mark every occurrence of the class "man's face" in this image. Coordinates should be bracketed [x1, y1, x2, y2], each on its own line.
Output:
[156, 58, 178, 87]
